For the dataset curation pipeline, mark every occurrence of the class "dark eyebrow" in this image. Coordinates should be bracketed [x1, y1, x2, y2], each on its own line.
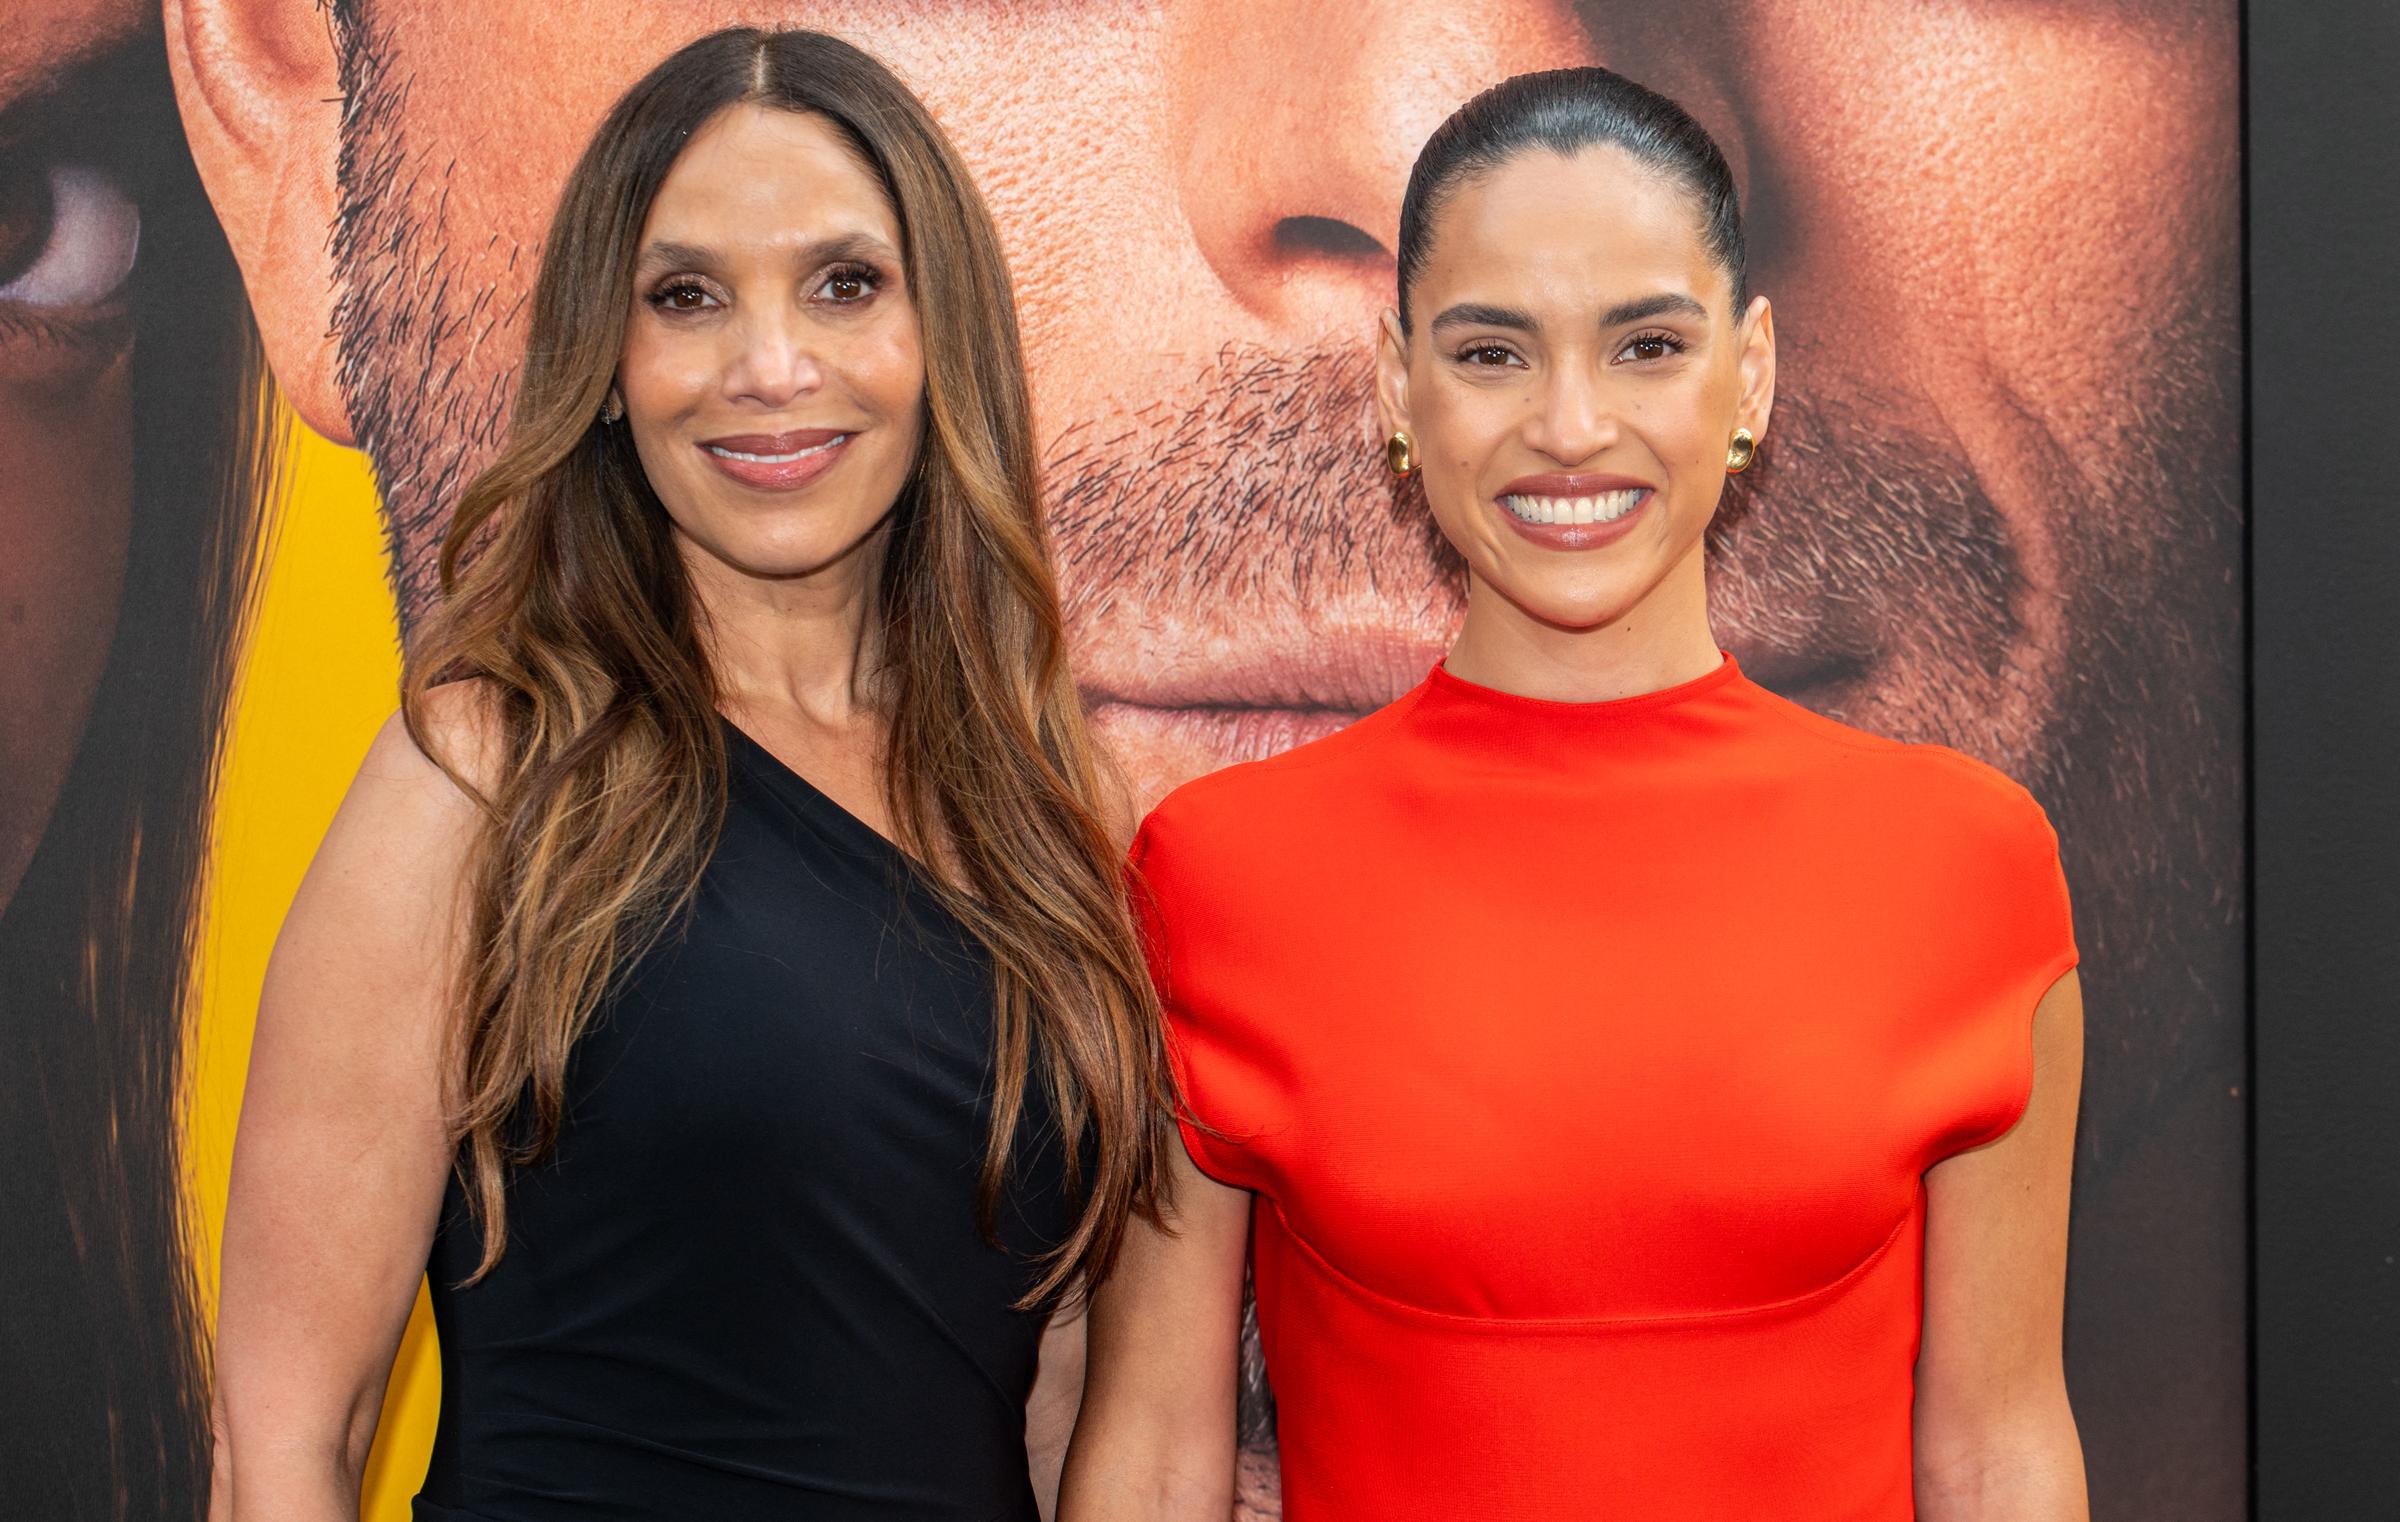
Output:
[634, 240, 722, 278]
[1600, 292, 1709, 328]
[1425, 291, 1711, 338]
[633, 231, 901, 280]
[1427, 301, 1539, 336]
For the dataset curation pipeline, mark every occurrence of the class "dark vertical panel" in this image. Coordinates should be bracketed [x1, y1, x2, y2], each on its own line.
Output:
[2248, 0, 2400, 1512]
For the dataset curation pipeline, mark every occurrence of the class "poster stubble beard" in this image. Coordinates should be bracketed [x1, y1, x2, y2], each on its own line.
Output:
[335, 107, 2239, 1156]
[333, 42, 2241, 1507]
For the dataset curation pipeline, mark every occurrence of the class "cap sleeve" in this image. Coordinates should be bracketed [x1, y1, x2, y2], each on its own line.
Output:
[1129, 803, 1269, 1193]
[1929, 774, 2082, 1160]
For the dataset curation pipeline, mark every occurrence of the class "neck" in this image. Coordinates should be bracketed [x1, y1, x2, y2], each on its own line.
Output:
[1443, 547, 1722, 703]
[684, 522, 891, 727]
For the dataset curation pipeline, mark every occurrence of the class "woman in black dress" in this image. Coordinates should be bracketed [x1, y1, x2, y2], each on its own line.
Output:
[206, 29, 1170, 1521]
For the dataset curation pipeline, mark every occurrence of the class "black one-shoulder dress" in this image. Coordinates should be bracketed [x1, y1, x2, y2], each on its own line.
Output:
[415, 722, 1068, 1521]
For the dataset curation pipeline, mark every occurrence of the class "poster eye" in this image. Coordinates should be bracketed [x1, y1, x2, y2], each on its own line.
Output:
[0, 164, 142, 309]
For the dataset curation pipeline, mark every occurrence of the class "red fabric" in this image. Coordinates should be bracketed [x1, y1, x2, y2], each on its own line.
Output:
[1130, 655, 2078, 1520]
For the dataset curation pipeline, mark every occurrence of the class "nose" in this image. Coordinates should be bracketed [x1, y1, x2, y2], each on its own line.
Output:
[721, 299, 827, 411]
[1525, 358, 1622, 466]
[1169, 0, 1591, 340]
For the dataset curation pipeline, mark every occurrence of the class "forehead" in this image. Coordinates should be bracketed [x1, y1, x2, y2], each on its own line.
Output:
[641, 104, 899, 248]
[1422, 146, 1727, 313]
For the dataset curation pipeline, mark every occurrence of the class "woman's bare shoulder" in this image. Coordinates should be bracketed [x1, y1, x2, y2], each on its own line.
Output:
[352, 676, 508, 811]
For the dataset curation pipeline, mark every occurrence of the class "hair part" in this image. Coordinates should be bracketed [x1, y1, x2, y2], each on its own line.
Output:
[405, 26, 1172, 1309]
[1396, 67, 1749, 332]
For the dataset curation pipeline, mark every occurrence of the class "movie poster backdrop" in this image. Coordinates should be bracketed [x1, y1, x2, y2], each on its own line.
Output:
[0, 4, 2243, 1517]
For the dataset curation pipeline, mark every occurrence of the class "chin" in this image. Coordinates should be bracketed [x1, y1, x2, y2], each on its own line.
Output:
[724, 544, 875, 581]
[676, 514, 894, 580]
[1492, 578, 1651, 634]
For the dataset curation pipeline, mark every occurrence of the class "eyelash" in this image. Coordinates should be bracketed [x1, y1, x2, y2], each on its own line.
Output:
[815, 262, 881, 303]
[1619, 330, 1686, 362]
[0, 302, 129, 353]
[1449, 330, 1689, 369]
[643, 262, 886, 314]
[647, 278, 717, 313]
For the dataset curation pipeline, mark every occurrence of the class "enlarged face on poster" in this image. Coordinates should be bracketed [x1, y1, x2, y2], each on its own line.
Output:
[5, 1, 264, 1510]
[168, 0, 2243, 1513]
[0, 0, 145, 909]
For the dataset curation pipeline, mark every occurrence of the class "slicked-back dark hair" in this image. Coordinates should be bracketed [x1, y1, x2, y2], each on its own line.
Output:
[1397, 67, 1748, 331]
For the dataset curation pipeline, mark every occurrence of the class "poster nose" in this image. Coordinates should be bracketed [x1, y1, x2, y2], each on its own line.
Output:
[1167, 0, 1592, 331]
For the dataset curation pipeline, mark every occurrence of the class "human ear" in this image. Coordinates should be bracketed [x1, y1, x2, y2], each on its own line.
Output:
[1374, 307, 1414, 446]
[165, 0, 351, 444]
[1734, 293, 1777, 442]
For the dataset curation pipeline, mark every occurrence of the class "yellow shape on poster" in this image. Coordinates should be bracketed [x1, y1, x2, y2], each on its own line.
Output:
[186, 415, 438, 1521]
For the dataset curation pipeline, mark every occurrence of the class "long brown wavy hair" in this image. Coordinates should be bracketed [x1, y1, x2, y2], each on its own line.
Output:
[401, 27, 1170, 1306]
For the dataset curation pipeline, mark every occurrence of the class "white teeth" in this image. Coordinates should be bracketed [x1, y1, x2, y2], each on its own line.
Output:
[707, 435, 847, 464]
[1501, 489, 1645, 526]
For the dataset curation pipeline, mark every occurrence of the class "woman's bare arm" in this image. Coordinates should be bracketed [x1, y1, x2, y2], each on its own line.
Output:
[1914, 969, 2089, 1521]
[209, 701, 489, 1520]
[1057, 1141, 1252, 1522]
[1026, 1296, 1088, 1521]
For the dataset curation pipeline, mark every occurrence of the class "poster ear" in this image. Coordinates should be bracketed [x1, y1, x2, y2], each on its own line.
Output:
[165, 0, 352, 446]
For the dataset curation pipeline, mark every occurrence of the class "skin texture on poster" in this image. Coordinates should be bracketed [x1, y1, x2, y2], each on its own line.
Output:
[1, 2, 139, 953]
[157, 0, 2243, 1515]
[1, 2, 270, 1514]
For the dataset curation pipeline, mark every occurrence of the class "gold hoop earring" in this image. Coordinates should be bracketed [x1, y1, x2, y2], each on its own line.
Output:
[1385, 430, 1418, 476]
[1725, 427, 1757, 474]
[600, 391, 625, 426]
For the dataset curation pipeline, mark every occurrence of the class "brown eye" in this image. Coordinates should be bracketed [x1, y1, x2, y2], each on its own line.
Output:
[647, 280, 717, 313]
[817, 265, 878, 303]
[1620, 332, 1684, 363]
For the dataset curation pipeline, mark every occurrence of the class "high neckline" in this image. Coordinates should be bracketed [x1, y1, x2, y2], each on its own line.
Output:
[1420, 652, 1746, 724]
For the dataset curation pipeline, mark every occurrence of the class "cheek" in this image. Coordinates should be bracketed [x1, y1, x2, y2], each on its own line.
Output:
[616, 317, 720, 417]
[1411, 377, 1515, 486]
[1411, 384, 1514, 549]
[839, 320, 927, 490]
[1627, 368, 1743, 485]
[851, 319, 927, 430]
[1639, 402, 1723, 478]
[0, 353, 133, 898]
[617, 327, 714, 514]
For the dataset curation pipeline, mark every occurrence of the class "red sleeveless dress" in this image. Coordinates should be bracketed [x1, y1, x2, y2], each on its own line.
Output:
[1130, 655, 2078, 1520]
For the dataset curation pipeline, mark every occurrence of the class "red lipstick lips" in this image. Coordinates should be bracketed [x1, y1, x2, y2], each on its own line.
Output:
[698, 428, 852, 492]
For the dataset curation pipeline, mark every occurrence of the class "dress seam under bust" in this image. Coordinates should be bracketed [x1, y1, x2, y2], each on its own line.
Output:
[1262, 1191, 1919, 1335]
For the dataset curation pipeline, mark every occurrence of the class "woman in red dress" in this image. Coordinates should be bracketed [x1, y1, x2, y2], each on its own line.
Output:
[1062, 68, 2088, 1521]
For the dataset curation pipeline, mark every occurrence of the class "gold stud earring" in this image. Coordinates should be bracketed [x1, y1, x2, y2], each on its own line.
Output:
[600, 390, 625, 426]
[1725, 427, 1757, 474]
[1385, 430, 1418, 476]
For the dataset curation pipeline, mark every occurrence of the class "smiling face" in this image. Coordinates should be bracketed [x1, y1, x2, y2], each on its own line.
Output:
[618, 105, 925, 595]
[0, 0, 144, 910]
[1381, 146, 1772, 648]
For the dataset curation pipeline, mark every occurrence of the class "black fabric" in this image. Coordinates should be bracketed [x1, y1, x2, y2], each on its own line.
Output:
[417, 722, 1068, 1521]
